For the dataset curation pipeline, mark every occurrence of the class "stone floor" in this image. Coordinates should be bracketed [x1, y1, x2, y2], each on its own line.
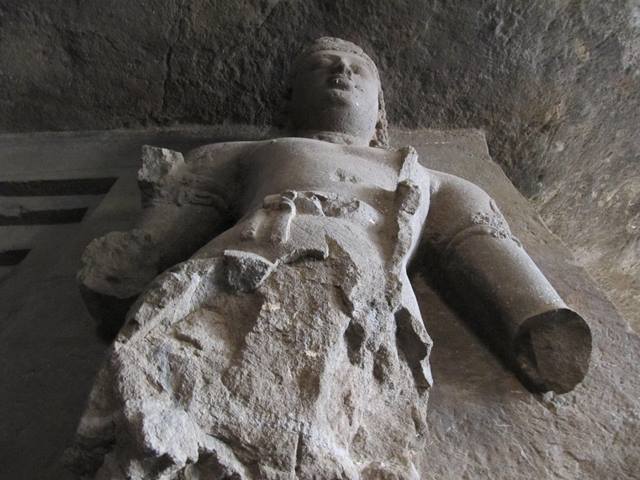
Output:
[0, 126, 638, 479]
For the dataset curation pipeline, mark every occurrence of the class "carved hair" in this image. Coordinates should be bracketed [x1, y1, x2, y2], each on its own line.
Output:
[290, 37, 390, 149]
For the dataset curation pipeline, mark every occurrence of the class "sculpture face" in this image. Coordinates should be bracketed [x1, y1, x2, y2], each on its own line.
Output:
[289, 49, 380, 143]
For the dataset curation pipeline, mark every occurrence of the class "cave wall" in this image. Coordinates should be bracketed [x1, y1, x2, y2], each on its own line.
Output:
[1, 0, 638, 327]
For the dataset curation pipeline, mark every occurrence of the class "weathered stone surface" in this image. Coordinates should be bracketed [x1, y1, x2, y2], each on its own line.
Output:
[399, 129, 640, 480]
[72, 254, 429, 478]
[1, 0, 638, 330]
[65, 31, 594, 474]
[222, 249, 276, 292]
[0, 127, 637, 479]
[79, 230, 159, 299]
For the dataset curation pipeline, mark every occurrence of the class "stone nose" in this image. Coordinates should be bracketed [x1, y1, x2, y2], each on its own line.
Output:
[332, 59, 353, 78]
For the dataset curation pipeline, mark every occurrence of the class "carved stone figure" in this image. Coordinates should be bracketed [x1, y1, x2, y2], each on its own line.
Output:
[71, 38, 591, 479]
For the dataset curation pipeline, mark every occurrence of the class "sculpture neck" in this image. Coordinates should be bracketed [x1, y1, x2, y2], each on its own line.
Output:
[295, 130, 370, 146]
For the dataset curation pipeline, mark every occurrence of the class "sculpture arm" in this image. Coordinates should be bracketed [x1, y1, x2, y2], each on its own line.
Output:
[420, 172, 591, 393]
[78, 144, 241, 337]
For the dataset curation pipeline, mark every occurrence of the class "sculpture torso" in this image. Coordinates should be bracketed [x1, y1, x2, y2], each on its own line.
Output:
[187, 137, 430, 272]
[241, 137, 401, 207]
[75, 137, 435, 479]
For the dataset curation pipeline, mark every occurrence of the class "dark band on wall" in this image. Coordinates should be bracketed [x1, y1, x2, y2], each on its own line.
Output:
[0, 207, 88, 225]
[0, 177, 117, 196]
[0, 249, 30, 266]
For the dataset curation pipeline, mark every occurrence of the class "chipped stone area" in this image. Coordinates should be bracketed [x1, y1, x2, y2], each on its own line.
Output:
[1, 128, 637, 479]
[69, 248, 430, 479]
[470, 199, 519, 243]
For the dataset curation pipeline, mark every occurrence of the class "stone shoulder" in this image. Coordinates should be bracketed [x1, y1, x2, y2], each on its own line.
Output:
[184, 139, 269, 169]
[421, 165, 491, 203]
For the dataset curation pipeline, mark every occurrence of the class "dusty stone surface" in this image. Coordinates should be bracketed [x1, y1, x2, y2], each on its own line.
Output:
[1, 1, 638, 329]
[0, 126, 637, 479]
[0, 126, 274, 480]
[68, 39, 595, 478]
[398, 129, 640, 480]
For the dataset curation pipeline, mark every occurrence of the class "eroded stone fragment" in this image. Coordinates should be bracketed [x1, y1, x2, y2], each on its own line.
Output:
[514, 308, 592, 394]
[223, 249, 276, 292]
[137, 146, 185, 204]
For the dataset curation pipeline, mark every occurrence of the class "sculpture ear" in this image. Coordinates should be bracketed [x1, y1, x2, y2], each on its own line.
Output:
[370, 118, 384, 148]
[370, 92, 389, 148]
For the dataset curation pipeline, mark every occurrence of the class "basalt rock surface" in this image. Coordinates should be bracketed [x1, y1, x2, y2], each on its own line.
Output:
[0, 127, 638, 479]
[1, 0, 638, 329]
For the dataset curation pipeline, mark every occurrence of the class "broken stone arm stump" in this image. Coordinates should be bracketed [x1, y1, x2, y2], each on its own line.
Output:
[78, 146, 234, 338]
[420, 173, 592, 393]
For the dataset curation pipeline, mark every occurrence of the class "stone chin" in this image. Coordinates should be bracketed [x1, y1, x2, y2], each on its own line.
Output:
[321, 84, 374, 113]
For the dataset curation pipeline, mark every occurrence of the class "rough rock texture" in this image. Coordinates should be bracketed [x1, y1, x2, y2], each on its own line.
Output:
[71, 256, 430, 479]
[397, 129, 640, 480]
[1, 0, 638, 330]
[0, 127, 637, 479]
[68, 135, 439, 478]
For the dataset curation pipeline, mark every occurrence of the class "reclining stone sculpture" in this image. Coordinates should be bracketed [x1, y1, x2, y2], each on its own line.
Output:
[71, 37, 592, 479]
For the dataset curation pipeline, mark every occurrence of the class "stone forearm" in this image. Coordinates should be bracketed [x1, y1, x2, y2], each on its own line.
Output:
[78, 202, 229, 336]
[437, 225, 591, 394]
[423, 174, 591, 393]
[77, 229, 160, 338]
[77, 145, 235, 338]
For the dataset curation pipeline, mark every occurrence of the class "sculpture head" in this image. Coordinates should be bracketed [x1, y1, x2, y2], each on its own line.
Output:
[288, 37, 389, 148]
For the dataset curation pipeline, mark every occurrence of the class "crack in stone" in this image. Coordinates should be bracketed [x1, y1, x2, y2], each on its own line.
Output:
[159, 45, 174, 118]
[294, 430, 304, 476]
[256, 0, 285, 30]
[158, 0, 189, 119]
